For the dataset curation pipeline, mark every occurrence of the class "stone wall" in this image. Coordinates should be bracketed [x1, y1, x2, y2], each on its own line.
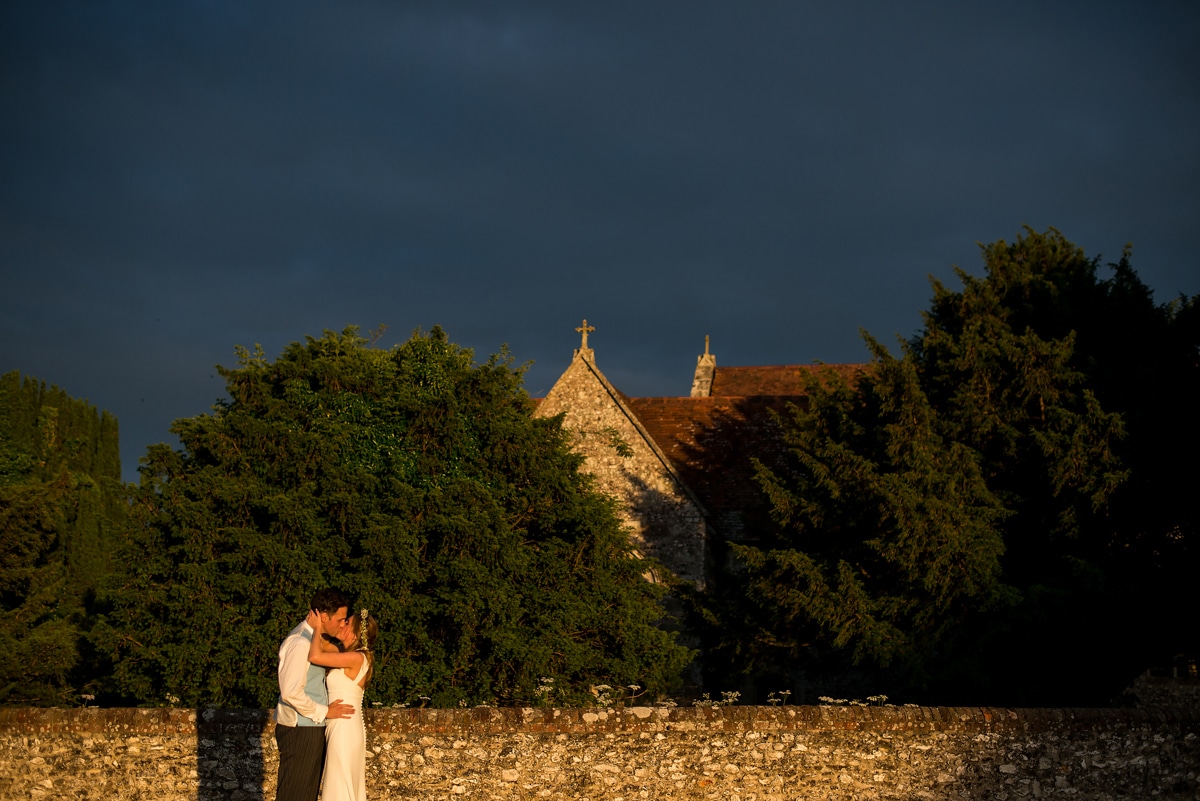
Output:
[535, 350, 707, 586]
[3, 704, 1198, 800]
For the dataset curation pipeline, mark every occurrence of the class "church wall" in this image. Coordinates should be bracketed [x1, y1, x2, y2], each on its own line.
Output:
[5, 703, 1197, 800]
[535, 355, 706, 586]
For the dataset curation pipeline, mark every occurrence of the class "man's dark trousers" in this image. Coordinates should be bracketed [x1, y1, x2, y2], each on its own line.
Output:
[275, 723, 325, 801]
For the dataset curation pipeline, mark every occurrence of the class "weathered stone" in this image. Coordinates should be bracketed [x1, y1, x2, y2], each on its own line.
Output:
[2, 704, 1198, 800]
[534, 347, 707, 585]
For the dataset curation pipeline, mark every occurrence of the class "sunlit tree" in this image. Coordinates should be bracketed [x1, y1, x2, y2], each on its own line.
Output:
[102, 327, 690, 708]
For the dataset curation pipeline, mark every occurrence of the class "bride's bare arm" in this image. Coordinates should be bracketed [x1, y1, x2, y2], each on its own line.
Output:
[308, 615, 365, 670]
[309, 643, 365, 671]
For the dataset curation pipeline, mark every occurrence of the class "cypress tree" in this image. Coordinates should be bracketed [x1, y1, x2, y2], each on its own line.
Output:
[0, 371, 124, 705]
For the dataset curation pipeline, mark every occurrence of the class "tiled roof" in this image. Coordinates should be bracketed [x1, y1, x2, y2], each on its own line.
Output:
[537, 360, 869, 540]
[627, 364, 868, 538]
[624, 396, 791, 539]
[709, 363, 867, 396]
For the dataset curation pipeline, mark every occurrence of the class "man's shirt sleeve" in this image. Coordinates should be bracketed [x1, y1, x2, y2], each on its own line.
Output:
[277, 633, 327, 725]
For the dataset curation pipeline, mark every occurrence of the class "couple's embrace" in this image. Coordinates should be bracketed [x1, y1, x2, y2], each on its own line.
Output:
[275, 589, 378, 801]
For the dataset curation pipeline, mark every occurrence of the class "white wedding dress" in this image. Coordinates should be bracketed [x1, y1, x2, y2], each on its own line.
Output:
[321, 657, 369, 801]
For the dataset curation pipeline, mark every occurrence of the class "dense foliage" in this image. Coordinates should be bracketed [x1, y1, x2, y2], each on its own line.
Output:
[5, 228, 1193, 710]
[0, 372, 123, 705]
[100, 327, 690, 708]
[719, 229, 1199, 705]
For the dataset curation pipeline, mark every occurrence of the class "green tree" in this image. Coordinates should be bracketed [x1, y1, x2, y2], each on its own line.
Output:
[724, 339, 1014, 695]
[916, 228, 1198, 699]
[918, 229, 1129, 551]
[101, 327, 689, 708]
[0, 371, 124, 705]
[721, 229, 1193, 704]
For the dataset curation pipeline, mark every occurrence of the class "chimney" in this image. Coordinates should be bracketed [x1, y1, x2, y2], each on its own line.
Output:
[690, 335, 715, 397]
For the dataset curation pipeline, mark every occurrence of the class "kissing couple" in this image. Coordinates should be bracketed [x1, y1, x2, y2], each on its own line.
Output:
[275, 588, 379, 801]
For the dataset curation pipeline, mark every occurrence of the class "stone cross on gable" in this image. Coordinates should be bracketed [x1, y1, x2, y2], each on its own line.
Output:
[573, 319, 596, 362]
[576, 319, 595, 350]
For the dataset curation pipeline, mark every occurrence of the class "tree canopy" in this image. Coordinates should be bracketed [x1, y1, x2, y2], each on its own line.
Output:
[7, 228, 1193, 710]
[101, 327, 690, 708]
[0, 371, 123, 705]
[720, 228, 1199, 705]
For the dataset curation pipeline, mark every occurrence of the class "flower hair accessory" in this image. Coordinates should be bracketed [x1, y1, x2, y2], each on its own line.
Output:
[358, 608, 371, 651]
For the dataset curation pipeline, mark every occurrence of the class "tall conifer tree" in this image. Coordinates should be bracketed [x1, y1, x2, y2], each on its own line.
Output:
[0, 371, 123, 705]
[721, 229, 1196, 704]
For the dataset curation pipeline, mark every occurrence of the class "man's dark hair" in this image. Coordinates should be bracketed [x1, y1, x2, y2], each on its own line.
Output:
[310, 588, 352, 615]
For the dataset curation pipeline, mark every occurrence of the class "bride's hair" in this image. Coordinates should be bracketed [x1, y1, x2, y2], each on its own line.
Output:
[348, 610, 378, 684]
[350, 612, 378, 652]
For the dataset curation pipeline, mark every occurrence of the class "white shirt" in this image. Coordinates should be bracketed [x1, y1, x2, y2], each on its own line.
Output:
[275, 621, 328, 727]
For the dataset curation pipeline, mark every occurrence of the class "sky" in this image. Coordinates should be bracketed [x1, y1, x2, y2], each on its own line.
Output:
[2, 1, 1198, 483]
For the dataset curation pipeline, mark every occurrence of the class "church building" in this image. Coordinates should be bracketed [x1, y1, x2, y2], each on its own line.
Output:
[533, 320, 865, 589]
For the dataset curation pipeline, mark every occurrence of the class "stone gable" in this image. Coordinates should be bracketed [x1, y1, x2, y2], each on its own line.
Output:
[534, 347, 707, 586]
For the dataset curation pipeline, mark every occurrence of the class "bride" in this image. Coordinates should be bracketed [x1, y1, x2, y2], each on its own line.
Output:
[309, 608, 378, 801]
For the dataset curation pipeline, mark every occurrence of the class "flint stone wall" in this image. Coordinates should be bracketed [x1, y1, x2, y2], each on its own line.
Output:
[3, 703, 1198, 801]
[534, 352, 707, 586]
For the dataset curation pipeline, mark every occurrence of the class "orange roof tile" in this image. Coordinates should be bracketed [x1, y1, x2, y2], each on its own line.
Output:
[624, 396, 792, 538]
[625, 363, 868, 537]
[709, 364, 868, 396]
[537, 359, 869, 539]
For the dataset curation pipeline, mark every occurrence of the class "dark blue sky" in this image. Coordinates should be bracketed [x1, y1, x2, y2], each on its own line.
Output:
[3, 1, 1197, 483]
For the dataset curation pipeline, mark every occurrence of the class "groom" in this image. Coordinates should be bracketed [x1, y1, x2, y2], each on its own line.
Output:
[275, 588, 355, 801]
